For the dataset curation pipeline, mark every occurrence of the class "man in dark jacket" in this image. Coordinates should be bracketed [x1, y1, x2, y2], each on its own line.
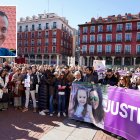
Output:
[83, 66, 98, 84]
[103, 69, 118, 86]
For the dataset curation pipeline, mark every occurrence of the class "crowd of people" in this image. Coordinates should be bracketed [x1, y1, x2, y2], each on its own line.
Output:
[0, 61, 140, 118]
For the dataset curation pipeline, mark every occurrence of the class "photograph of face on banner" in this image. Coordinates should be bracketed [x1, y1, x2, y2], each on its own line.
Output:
[68, 83, 105, 129]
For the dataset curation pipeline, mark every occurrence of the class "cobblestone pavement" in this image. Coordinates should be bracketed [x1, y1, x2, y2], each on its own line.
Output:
[0, 107, 124, 140]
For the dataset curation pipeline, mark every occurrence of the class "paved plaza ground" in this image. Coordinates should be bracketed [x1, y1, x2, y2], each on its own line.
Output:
[0, 107, 124, 140]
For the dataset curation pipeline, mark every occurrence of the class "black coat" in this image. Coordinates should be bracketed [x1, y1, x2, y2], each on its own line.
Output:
[38, 72, 48, 110]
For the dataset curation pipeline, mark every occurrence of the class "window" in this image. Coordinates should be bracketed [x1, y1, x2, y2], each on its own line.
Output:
[106, 45, 111, 52]
[90, 26, 95, 33]
[31, 47, 34, 53]
[24, 33, 28, 39]
[137, 22, 140, 30]
[52, 38, 56, 45]
[82, 45, 87, 52]
[137, 45, 140, 53]
[45, 31, 49, 37]
[38, 24, 42, 30]
[82, 35, 87, 43]
[44, 47, 48, 53]
[137, 33, 140, 41]
[106, 34, 112, 42]
[97, 45, 102, 52]
[25, 25, 28, 31]
[116, 24, 123, 31]
[52, 46, 56, 53]
[52, 31, 56, 37]
[115, 44, 122, 52]
[90, 35, 95, 43]
[37, 39, 41, 46]
[38, 31, 42, 38]
[18, 41, 22, 47]
[125, 23, 132, 30]
[31, 40, 34, 46]
[53, 22, 57, 28]
[116, 33, 122, 41]
[24, 40, 28, 47]
[45, 38, 49, 46]
[19, 26, 22, 32]
[31, 32, 35, 38]
[83, 27, 88, 34]
[98, 25, 103, 32]
[37, 47, 41, 53]
[24, 48, 28, 53]
[46, 23, 49, 29]
[89, 45, 94, 52]
[125, 33, 131, 41]
[32, 24, 35, 31]
[125, 45, 131, 53]
[106, 25, 112, 32]
[97, 34, 102, 42]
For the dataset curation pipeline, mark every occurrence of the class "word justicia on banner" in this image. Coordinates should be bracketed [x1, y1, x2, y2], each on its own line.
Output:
[68, 83, 140, 140]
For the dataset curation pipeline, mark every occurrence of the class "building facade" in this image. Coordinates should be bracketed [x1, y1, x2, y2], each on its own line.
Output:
[78, 13, 140, 66]
[17, 13, 73, 65]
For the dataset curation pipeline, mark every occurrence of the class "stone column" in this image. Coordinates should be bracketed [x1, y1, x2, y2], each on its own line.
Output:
[42, 54, 44, 65]
[94, 56, 97, 60]
[86, 56, 90, 66]
[35, 55, 37, 64]
[111, 56, 115, 66]
[56, 55, 59, 66]
[79, 56, 83, 66]
[122, 57, 124, 66]
[49, 54, 52, 65]
[134, 57, 136, 66]
[83, 57, 85, 66]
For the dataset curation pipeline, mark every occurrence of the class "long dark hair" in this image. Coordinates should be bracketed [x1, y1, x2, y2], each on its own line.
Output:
[89, 87, 104, 123]
[73, 87, 88, 117]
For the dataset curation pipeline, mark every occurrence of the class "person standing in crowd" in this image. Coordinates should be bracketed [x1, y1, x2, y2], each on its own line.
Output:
[57, 71, 67, 117]
[0, 69, 9, 110]
[38, 66, 49, 115]
[83, 66, 98, 84]
[64, 66, 74, 115]
[0, 11, 15, 56]
[12, 68, 23, 110]
[73, 71, 83, 82]
[22, 67, 37, 113]
[103, 69, 118, 86]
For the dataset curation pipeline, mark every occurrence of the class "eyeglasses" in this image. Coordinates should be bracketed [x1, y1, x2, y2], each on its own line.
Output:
[90, 96, 99, 101]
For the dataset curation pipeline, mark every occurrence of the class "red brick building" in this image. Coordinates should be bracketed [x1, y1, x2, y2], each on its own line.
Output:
[17, 13, 73, 65]
[78, 13, 140, 66]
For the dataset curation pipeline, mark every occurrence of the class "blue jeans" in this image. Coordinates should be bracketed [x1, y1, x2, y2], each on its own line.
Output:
[58, 95, 65, 113]
[49, 95, 54, 113]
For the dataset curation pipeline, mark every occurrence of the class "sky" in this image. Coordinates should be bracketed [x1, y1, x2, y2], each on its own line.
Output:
[0, 0, 140, 29]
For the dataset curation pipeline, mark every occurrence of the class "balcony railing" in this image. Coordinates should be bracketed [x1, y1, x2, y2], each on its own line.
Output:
[125, 39, 131, 42]
[116, 29, 122, 32]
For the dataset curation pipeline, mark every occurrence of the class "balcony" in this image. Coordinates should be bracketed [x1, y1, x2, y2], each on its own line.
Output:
[89, 52, 94, 55]
[52, 26, 57, 29]
[115, 52, 123, 56]
[125, 28, 132, 32]
[137, 39, 140, 42]
[83, 31, 87, 34]
[125, 39, 131, 42]
[106, 29, 112, 32]
[106, 40, 112, 43]
[90, 30, 95, 33]
[38, 27, 42, 30]
[45, 35, 49, 38]
[97, 40, 102, 43]
[90, 40, 95, 43]
[52, 35, 56, 38]
[37, 43, 41, 46]
[116, 29, 122, 32]
[136, 52, 140, 55]
[52, 42, 56, 46]
[45, 43, 49, 46]
[124, 51, 131, 55]
[98, 30, 103, 33]
[105, 52, 111, 56]
[116, 40, 122, 43]
[82, 41, 87, 44]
